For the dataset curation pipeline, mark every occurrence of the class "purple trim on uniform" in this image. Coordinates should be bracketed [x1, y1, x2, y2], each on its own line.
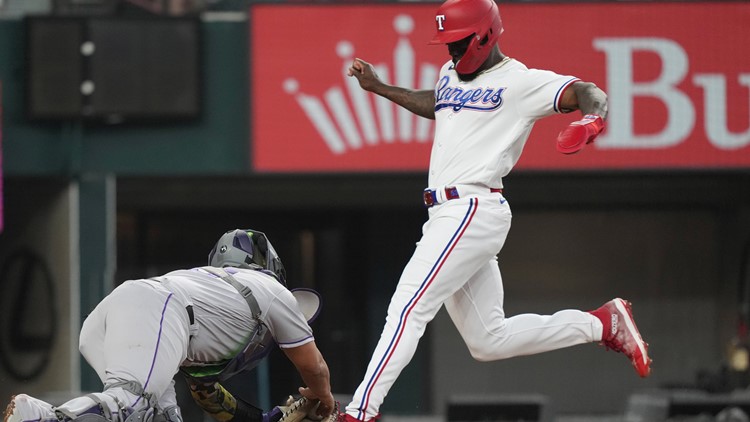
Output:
[132, 292, 174, 407]
[356, 199, 479, 420]
[278, 335, 314, 347]
[553, 78, 580, 113]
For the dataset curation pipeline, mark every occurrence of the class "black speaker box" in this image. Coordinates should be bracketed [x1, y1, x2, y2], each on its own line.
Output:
[25, 16, 201, 123]
[626, 390, 750, 421]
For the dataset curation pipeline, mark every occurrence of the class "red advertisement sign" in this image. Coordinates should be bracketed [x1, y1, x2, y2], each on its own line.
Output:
[250, 3, 750, 172]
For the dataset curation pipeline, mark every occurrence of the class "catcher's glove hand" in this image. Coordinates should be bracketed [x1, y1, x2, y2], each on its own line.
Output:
[277, 397, 340, 422]
[276, 396, 320, 422]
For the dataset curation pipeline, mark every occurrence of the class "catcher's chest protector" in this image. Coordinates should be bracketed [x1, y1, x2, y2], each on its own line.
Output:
[181, 267, 274, 383]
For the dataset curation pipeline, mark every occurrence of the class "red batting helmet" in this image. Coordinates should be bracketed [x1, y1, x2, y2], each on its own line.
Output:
[429, 0, 503, 74]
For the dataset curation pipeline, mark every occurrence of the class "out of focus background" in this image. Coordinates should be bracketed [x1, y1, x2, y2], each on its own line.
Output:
[0, 0, 749, 421]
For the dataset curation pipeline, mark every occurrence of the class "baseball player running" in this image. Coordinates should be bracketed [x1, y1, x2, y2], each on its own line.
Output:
[339, 0, 652, 421]
[4, 229, 335, 422]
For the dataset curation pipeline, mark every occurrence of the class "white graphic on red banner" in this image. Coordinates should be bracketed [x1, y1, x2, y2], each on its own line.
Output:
[282, 15, 438, 154]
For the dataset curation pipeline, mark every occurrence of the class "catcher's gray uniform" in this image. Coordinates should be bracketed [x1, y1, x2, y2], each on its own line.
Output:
[6, 267, 315, 422]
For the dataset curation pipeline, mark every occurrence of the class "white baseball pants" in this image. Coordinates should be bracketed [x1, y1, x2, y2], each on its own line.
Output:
[345, 191, 603, 421]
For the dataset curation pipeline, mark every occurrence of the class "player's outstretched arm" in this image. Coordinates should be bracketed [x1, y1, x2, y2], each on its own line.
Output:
[556, 81, 608, 154]
[347, 58, 436, 120]
[282, 341, 335, 417]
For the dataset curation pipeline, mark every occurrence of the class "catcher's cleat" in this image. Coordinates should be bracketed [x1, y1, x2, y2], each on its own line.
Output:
[591, 298, 652, 377]
[4, 394, 57, 422]
[3, 396, 15, 422]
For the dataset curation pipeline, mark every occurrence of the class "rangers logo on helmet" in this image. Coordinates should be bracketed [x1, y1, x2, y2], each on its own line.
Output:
[436, 15, 446, 30]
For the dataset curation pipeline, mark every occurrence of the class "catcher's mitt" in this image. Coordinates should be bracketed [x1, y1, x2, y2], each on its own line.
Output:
[278, 397, 340, 422]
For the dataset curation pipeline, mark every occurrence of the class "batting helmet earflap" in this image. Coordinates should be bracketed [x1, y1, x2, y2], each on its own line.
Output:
[208, 229, 287, 285]
[429, 0, 503, 74]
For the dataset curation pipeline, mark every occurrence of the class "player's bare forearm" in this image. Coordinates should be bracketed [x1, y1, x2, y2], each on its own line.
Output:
[347, 58, 436, 120]
[296, 361, 333, 415]
[376, 87, 436, 120]
[568, 82, 608, 119]
[296, 359, 331, 400]
[283, 342, 335, 416]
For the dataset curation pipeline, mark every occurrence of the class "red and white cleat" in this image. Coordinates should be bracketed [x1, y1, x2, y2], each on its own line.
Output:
[592, 298, 652, 377]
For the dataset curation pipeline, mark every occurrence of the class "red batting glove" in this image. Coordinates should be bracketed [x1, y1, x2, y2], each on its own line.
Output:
[556, 114, 605, 155]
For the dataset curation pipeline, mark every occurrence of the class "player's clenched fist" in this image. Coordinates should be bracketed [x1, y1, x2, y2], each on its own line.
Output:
[347, 58, 383, 93]
[556, 114, 605, 155]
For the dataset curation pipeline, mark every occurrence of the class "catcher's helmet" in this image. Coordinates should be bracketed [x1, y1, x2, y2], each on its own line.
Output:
[208, 229, 287, 285]
[429, 0, 503, 74]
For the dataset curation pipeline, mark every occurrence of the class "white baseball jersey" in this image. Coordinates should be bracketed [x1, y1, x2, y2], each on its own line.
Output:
[345, 59, 603, 421]
[429, 58, 579, 189]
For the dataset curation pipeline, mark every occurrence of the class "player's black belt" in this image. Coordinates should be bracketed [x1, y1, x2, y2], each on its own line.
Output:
[423, 186, 503, 207]
[186, 305, 195, 325]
